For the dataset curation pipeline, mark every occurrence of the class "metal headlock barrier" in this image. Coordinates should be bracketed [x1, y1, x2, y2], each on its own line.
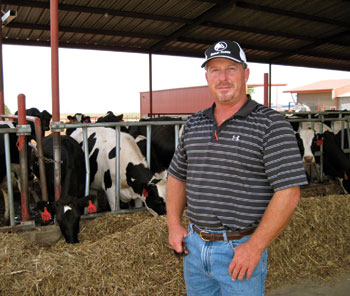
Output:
[282, 110, 350, 184]
[50, 119, 186, 219]
[0, 123, 31, 228]
[3, 110, 350, 230]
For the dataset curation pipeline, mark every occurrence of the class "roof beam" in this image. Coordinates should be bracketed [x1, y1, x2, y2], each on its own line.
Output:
[270, 29, 350, 63]
[5, 22, 349, 62]
[235, 1, 350, 28]
[2, 0, 192, 24]
[5, 0, 349, 48]
[203, 21, 350, 47]
[6, 22, 165, 40]
[176, 37, 350, 61]
[148, 0, 236, 52]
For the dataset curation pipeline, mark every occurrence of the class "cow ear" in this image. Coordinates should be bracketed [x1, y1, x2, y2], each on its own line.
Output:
[77, 195, 95, 209]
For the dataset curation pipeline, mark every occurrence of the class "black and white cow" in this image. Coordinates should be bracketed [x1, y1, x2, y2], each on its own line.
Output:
[15, 107, 52, 140]
[32, 134, 87, 201]
[128, 116, 183, 174]
[95, 111, 129, 133]
[36, 194, 95, 244]
[295, 122, 332, 164]
[296, 124, 350, 192]
[32, 134, 96, 243]
[69, 127, 167, 216]
[0, 121, 20, 225]
[96, 111, 123, 123]
[312, 131, 350, 193]
[1, 109, 52, 225]
[66, 113, 91, 136]
[67, 113, 91, 124]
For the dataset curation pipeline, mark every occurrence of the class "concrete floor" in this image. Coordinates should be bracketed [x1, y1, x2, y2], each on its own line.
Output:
[267, 271, 350, 296]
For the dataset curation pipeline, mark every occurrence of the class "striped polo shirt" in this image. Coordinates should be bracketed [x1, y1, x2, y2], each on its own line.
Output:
[168, 97, 308, 230]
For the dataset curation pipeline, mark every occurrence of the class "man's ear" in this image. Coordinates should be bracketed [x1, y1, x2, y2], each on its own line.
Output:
[244, 67, 250, 83]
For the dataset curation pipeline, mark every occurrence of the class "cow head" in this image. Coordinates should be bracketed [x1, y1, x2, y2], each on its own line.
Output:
[37, 195, 96, 244]
[297, 127, 317, 163]
[126, 162, 166, 216]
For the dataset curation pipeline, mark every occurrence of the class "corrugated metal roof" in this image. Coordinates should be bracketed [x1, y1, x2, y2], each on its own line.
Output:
[1, 0, 350, 71]
[285, 79, 350, 92]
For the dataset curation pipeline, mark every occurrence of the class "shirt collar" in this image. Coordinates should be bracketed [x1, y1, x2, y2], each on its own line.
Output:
[203, 96, 258, 120]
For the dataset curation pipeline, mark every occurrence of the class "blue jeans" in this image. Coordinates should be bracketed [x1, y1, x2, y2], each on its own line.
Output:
[183, 224, 268, 296]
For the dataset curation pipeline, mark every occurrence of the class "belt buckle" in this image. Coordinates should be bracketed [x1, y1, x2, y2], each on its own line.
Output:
[199, 230, 210, 241]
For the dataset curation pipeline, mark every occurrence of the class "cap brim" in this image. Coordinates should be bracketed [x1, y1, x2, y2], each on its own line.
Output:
[201, 55, 245, 68]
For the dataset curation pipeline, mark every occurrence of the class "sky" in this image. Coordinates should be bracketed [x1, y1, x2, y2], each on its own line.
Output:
[2, 44, 349, 114]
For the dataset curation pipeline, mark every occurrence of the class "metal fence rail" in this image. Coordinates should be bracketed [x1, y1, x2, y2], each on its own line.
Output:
[0, 124, 31, 227]
[51, 120, 185, 216]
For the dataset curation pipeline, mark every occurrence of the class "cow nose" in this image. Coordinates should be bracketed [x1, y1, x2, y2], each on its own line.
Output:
[304, 156, 314, 163]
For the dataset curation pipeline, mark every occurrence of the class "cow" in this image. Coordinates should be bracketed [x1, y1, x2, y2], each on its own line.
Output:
[67, 113, 91, 124]
[15, 107, 52, 139]
[36, 194, 95, 244]
[96, 111, 123, 123]
[1, 109, 50, 225]
[32, 134, 96, 243]
[69, 127, 167, 216]
[128, 116, 183, 174]
[295, 123, 332, 164]
[311, 131, 350, 193]
[0, 121, 20, 225]
[66, 113, 91, 136]
[95, 111, 129, 133]
[32, 134, 87, 202]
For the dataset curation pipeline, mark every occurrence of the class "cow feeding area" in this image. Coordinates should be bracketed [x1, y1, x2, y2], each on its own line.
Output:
[0, 194, 350, 296]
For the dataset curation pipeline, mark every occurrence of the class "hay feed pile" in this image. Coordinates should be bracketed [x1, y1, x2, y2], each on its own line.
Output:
[0, 194, 350, 295]
[266, 194, 350, 290]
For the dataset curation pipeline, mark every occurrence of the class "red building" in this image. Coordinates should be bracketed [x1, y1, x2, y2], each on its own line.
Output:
[140, 83, 287, 117]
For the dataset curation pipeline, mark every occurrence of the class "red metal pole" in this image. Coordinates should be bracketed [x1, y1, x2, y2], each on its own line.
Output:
[17, 94, 30, 221]
[51, 0, 61, 201]
[149, 53, 153, 117]
[0, 0, 5, 115]
[264, 73, 269, 107]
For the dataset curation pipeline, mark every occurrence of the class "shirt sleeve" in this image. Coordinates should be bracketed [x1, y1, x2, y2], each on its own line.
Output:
[168, 123, 188, 182]
[263, 113, 308, 191]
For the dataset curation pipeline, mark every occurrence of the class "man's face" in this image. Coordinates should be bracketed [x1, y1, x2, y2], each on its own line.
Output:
[205, 58, 249, 104]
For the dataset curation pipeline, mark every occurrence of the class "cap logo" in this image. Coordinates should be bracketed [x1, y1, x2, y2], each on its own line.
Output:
[214, 42, 227, 52]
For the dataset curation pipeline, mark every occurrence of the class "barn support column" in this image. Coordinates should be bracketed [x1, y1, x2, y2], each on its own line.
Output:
[17, 94, 30, 221]
[149, 53, 153, 117]
[50, 0, 61, 201]
[269, 64, 272, 108]
[264, 73, 269, 107]
[0, 0, 5, 115]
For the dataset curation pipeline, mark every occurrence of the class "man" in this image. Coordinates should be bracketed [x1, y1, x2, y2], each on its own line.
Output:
[166, 40, 308, 296]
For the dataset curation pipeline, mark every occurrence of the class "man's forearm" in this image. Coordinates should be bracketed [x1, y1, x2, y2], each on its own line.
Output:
[248, 186, 301, 253]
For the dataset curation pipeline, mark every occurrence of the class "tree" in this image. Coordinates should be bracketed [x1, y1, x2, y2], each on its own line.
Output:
[5, 104, 11, 114]
[248, 87, 255, 96]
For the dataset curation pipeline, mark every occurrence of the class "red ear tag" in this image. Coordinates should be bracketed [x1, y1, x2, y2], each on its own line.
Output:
[84, 119, 89, 123]
[87, 200, 97, 213]
[41, 207, 51, 222]
[316, 139, 323, 146]
[142, 188, 148, 198]
[344, 171, 348, 180]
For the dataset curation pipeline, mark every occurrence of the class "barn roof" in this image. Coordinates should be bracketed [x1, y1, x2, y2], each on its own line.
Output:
[2, 0, 350, 71]
[284, 79, 350, 93]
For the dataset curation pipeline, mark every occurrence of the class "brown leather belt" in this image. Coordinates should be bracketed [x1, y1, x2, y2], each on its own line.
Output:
[192, 225, 256, 242]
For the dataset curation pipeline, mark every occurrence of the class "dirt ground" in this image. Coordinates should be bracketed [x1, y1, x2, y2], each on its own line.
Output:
[268, 270, 350, 296]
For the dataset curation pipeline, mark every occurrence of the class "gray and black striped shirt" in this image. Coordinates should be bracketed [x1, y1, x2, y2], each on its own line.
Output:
[168, 98, 308, 230]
